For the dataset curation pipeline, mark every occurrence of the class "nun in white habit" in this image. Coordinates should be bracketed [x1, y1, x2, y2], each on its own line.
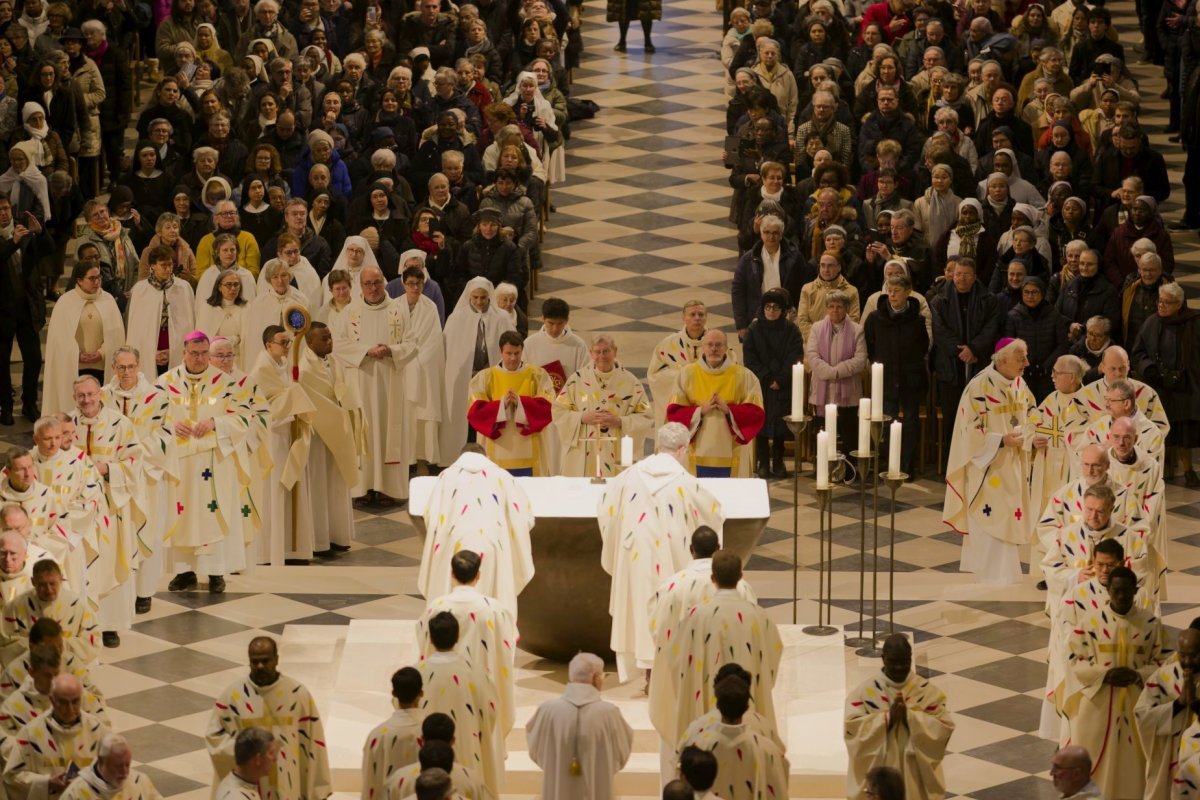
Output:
[440, 277, 517, 461]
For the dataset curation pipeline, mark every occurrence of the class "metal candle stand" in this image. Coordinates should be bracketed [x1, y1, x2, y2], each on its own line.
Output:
[782, 414, 810, 625]
[878, 470, 909, 638]
[850, 416, 891, 657]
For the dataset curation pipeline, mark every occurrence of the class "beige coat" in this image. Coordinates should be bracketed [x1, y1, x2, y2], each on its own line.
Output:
[796, 274, 860, 341]
[71, 56, 105, 158]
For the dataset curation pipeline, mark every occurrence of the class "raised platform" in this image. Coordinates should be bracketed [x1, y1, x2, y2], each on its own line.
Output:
[303, 619, 847, 797]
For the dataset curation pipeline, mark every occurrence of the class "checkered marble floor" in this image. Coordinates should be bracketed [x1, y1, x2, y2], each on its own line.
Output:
[5, 0, 1200, 797]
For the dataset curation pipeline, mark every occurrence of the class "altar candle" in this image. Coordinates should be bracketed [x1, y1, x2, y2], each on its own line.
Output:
[825, 402, 837, 439]
[888, 420, 902, 476]
[620, 436, 633, 467]
[816, 431, 829, 488]
[791, 362, 805, 418]
[858, 398, 871, 455]
[871, 363, 884, 419]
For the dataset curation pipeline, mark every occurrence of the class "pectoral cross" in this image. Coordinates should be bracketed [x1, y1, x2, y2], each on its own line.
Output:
[1036, 413, 1067, 448]
[188, 380, 202, 424]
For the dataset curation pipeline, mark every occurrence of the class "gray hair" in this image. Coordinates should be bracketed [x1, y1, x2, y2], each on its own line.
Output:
[992, 338, 1027, 366]
[825, 290, 850, 308]
[934, 106, 959, 124]
[1138, 252, 1162, 271]
[80, 19, 106, 36]
[760, 214, 785, 233]
[494, 282, 518, 300]
[112, 345, 140, 365]
[0, 504, 28, 528]
[1086, 315, 1111, 334]
[371, 149, 397, 170]
[1065, 239, 1089, 257]
[1159, 282, 1185, 305]
[1055, 354, 1086, 381]
[656, 422, 691, 453]
[33, 416, 61, 437]
[1130, 237, 1158, 256]
[72, 375, 101, 392]
[591, 333, 617, 349]
[98, 733, 130, 761]
[568, 652, 604, 683]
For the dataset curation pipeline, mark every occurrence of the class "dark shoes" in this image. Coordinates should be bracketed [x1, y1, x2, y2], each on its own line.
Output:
[102, 632, 120, 648]
[614, 42, 627, 52]
[135, 596, 152, 614]
[209, 575, 226, 593]
[645, 41, 656, 52]
[22, 403, 39, 422]
[756, 463, 769, 480]
[330, 543, 351, 552]
[167, 571, 197, 591]
[1036, 580, 1048, 590]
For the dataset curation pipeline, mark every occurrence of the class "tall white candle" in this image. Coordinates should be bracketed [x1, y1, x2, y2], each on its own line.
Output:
[816, 430, 829, 488]
[871, 363, 884, 420]
[888, 420, 902, 476]
[858, 398, 871, 455]
[620, 436, 633, 467]
[791, 362, 805, 418]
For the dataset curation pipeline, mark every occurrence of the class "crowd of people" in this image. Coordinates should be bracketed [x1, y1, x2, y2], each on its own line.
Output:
[0, 0, 1193, 790]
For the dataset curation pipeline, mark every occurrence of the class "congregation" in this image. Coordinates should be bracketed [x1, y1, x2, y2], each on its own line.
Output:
[0, 0, 1195, 789]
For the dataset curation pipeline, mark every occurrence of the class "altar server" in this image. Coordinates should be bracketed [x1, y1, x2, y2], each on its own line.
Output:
[467, 331, 555, 476]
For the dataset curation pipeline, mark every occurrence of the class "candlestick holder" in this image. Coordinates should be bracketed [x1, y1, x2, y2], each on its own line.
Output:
[783, 414, 810, 625]
[875, 471, 908, 641]
[804, 484, 838, 636]
[853, 417, 891, 657]
[846, 447, 875, 647]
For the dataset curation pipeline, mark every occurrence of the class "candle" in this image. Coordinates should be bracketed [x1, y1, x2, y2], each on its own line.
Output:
[858, 398, 871, 455]
[825, 403, 837, 453]
[871, 363, 884, 420]
[816, 431, 829, 488]
[620, 436, 633, 467]
[791, 362, 805, 419]
[888, 420, 902, 476]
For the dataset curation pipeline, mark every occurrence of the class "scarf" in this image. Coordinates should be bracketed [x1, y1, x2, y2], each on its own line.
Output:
[411, 229, 438, 255]
[0, 143, 51, 221]
[90, 218, 129, 277]
[21, 103, 47, 142]
[465, 37, 493, 58]
[812, 317, 857, 406]
[85, 39, 109, 68]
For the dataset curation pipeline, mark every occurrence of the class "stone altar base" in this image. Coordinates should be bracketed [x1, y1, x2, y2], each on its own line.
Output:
[294, 619, 847, 797]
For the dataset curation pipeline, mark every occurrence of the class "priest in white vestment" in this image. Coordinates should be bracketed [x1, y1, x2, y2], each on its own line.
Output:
[381, 716, 492, 800]
[0, 455, 73, 591]
[124, 249, 196, 378]
[417, 447, 534, 617]
[257, 233, 322, 309]
[330, 266, 418, 505]
[299, 323, 365, 553]
[155, 332, 254, 593]
[241, 261, 309, 368]
[42, 260, 126, 419]
[1050, 746, 1103, 800]
[647, 301, 736, 426]
[250, 326, 318, 564]
[30, 417, 108, 604]
[416, 613, 500, 790]
[1027, 355, 1092, 550]
[70, 377, 147, 648]
[441, 279, 516, 460]
[679, 674, 790, 800]
[1, 674, 108, 800]
[1108, 418, 1167, 585]
[102, 347, 167, 614]
[394, 265, 445, 469]
[416, 550, 517, 755]
[845, 634, 954, 800]
[3, 561, 99, 666]
[1063, 567, 1166, 799]
[1083, 378, 1167, 466]
[943, 338, 1037, 585]
[1134, 627, 1200, 800]
[599, 423, 724, 684]
[1079, 346, 1169, 435]
[528, 653, 633, 800]
[552, 335, 653, 478]
[0, 529, 52, 607]
[648, 526, 756, 651]
[206, 637, 332, 800]
[215, 728, 276, 800]
[1041, 484, 1151, 604]
[58, 733, 162, 800]
[361, 667, 423, 800]
[649, 552, 781, 758]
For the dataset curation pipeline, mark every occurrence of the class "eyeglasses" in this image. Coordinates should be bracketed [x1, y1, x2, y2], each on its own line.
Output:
[270, 338, 292, 347]
[362, 279, 385, 287]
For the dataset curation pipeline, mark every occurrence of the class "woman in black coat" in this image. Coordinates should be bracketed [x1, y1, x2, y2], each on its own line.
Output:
[742, 287, 804, 479]
[452, 207, 525, 308]
[1005, 277, 1069, 402]
[864, 280, 929, 476]
[1131, 282, 1200, 484]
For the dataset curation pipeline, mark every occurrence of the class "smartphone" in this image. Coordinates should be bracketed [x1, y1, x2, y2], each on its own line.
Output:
[367, 5, 379, 23]
[181, 61, 197, 80]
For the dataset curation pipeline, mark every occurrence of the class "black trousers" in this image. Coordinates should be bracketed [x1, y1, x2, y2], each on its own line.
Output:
[0, 318, 41, 411]
[937, 378, 965, 471]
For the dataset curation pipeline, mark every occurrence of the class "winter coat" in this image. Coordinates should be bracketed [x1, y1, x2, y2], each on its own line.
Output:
[930, 280, 1002, 385]
[453, 233, 524, 304]
[864, 294, 929, 400]
[606, 0, 661, 23]
[1056, 274, 1122, 342]
[1103, 217, 1175, 287]
[1131, 308, 1200, 430]
[731, 239, 806, 332]
[742, 310, 805, 438]
[1005, 299, 1069, 396]
[69, 57, 105, 158]
[477, 185, 539, 254]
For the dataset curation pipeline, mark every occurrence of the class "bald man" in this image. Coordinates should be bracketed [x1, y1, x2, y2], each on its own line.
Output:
[665, 330, 765, 477]
[2, 673, 109, 799]
[1050, 746, 1100, 799]
[1037, 445, 1117, 560]
[330, 265, 419, 504]
[1079, 346, 1168, 434]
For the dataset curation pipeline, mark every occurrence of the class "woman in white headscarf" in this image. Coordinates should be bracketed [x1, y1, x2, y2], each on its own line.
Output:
[503, 70, 564, 184]
[996, 201, 1054, 265]
[241, 258, 309, 359]
[977, 147, 1042, 206]
[440, 277, 516, 459]
[16, 103, 64, 174]
[0, 141, 50, 220]
[321, 234, 380, 304]
[912, 163, 958, 249]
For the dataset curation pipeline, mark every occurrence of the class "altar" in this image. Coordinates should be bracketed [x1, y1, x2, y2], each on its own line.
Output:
[408, 475, 771, 661]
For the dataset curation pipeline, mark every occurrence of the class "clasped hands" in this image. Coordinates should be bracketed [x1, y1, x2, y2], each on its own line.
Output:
[175, 419, 216, 439]
[700, 392, 729, 415]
